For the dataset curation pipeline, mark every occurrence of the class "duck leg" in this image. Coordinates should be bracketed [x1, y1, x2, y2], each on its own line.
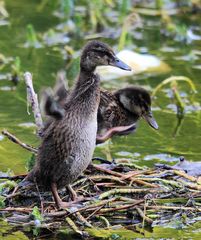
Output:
[51, 182, 71, 209]
[51, 183, 84, 209]
[96, 123, 136, 144]
[66, 184, 77, 201]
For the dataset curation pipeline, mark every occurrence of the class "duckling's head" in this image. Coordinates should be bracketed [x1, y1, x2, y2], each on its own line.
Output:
[115, 86, 159, 130]
[80, 40, 131, 72]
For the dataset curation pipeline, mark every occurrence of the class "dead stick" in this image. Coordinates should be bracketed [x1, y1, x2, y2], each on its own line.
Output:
[92, 165, 157, 188]
[177, 179, 201, 191]
[136, 207, 153, 224]
[67, 197, 118, 216]
[120, 170, 151, 180]
[0, 173, 27, 180]
[0, 207, 33, 213]
[92, 164, 122, 177]
[99, 188, 163, 200]
[86, 204, 105, 220]
[173, 170, 198, 182]
[98, 200, 144, 213]
[74, 212, 93, 227]
[2, 130, 38, 154]
[24, 72, 43, 136]
[43, 211, 67, 218]
[34, 178, 44, 213]
[66, 217, 84, 235]
[89, 175, 125, 184]
[147, 205, 201, 211]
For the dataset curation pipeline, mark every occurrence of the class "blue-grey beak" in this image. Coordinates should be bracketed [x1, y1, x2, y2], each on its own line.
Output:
[143, 111, 159, 130]
[110, 56, 131, 71]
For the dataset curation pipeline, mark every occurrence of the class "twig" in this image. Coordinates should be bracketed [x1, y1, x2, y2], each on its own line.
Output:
[0, 207, 33, 213]
[0, 173, 27, 181]
[97, 216, 110, 227]
[147, 205, 201, 212]
[92, 157, 112, 164]
[1, 130, 38, 154]
[120, 170, 149, 180]
[66, 217, 84, 235]
[88, 175, 125, 184]
[92, 164, 123, 177]
[92, 165, 158, 188]
[98, 200, 144, 213]
[86, 204, 105, 220]
[34, 178, 44, 213]
[68, 198, 118, 215]
[99, 188, 162, 200]
[136, 207, 153, 224]
[24, 72, 43, 136]
[177, 179, 201, 191]
[74, 212, 92, 228]
[43, 211, 67, 218]
[173, 170, 198, 182]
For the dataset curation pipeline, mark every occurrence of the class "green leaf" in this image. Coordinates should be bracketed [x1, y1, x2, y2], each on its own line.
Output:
[32, 206, 43, 221]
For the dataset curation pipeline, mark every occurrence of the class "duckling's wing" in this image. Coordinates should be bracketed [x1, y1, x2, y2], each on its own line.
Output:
[99, 89, 117, 113]
[98, 89, 123, 133]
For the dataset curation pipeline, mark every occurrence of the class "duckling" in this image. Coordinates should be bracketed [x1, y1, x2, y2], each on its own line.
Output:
[21, 41, 131, 209]
[42, 81, 158, 144]
[96, 86, 158, 143]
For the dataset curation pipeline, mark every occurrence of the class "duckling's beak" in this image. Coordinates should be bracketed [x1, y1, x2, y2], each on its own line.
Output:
[143, 111, 159, 130]
[109, 56, 132, 71]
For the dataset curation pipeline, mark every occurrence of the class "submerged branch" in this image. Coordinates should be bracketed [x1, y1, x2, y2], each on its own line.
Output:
[1, 129, 38, 154]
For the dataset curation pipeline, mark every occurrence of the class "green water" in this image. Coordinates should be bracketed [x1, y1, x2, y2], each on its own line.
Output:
[0, 0, 201, 239]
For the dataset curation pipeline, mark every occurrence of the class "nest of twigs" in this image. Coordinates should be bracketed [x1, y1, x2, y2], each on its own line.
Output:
[0, 158, 201, 238]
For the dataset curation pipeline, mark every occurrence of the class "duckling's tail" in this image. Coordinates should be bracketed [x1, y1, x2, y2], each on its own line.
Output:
[41, 89, 65, 120]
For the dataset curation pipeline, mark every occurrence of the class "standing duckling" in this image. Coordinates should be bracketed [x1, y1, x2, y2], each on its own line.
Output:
[22, 41, 131, 208]
[97, 86, 158, 143]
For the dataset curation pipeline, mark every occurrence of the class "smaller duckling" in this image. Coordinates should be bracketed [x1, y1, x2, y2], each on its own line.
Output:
[96, 86, 158, 143]
[42, 80, 158, 144]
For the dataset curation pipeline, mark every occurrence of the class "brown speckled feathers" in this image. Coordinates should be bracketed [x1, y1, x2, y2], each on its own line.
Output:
[97, 89, 136, 135]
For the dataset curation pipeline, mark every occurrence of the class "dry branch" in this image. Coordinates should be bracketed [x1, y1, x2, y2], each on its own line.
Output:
[24, 72, 43, 136]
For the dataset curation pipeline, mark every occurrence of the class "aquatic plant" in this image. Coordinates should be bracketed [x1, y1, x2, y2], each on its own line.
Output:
[118, 12, 141, 51]
[152, 76, 196, 98]
[152, 76, 197, 136]
[25, 24, 42, 48]
[31, 206, 43, 236]
[11, 56, 21, 85]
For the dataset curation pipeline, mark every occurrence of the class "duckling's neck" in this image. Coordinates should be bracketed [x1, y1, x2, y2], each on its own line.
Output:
[74, 68, 98, 93]
[66, 68, 100, 117]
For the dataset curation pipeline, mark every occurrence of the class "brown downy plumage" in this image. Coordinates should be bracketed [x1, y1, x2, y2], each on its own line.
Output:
[42, 82, 158, 144]
[21, 41, 131, 209]
[96, 86, 158, 143]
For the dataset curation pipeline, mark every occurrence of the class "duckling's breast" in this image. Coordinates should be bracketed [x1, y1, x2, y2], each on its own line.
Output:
[67, 115, 97, 182]
[39, 112, 97, 189]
